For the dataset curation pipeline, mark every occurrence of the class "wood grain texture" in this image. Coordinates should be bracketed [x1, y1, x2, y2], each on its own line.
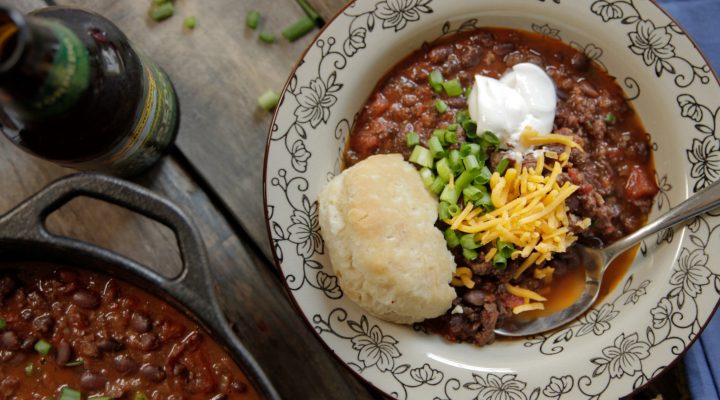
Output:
[54, 0, 341, 261]
[0, 141, 375, 400]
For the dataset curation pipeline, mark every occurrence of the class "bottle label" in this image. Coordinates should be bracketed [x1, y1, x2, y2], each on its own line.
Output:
[23, 21, 90, 118]
[66, 50, 179, 176]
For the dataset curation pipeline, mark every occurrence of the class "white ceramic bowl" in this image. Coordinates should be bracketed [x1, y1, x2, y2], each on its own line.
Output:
[264, 1, 720, 398]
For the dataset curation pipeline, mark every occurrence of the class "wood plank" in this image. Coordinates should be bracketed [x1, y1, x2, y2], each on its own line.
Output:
[0, 138, 374, 399]
[53, 0, 343, 261]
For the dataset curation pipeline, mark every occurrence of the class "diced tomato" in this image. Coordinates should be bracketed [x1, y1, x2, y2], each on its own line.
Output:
[500, 293, 524, 309]
[625, 166, 659, 200]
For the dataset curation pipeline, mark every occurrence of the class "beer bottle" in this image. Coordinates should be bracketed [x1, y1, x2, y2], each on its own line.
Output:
[0, 5, 179, 176]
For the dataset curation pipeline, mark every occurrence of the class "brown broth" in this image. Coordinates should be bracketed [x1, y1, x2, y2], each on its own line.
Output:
[523, 245, 640, 320]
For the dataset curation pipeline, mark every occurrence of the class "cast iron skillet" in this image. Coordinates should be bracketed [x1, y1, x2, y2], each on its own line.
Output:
[0, 173, 280, 400]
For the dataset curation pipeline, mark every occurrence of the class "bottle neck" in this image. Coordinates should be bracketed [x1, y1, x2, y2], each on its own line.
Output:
[0, 6, 90, 121]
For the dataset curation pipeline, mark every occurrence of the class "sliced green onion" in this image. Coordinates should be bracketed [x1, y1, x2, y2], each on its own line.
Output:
[259, 32, 276, 43]
[463, 185, 483, 202]
[429, 176, 446, 194]
[155, 0, 171, 5]
[446, 123, 458, 131]
[444, 130, 458, 144]
[88, 397, 113, 400]
[497, 239, 515, 257]
[282, 17, 315, 42]
[463, 154, 480, 171]
[419, 167, 435, 188]
[463, 248, 478, 261]
[605, 113, 617, 124]
[0, 318, 5, 329]
[460, 143, 481, 157]
[428, 135, 445, 159]
[455, 169, 479, 193]
[456, 110, 470, 124]
[432, 129, 447, 145]
[134, 393, 149, 400]
[444, 229, 460, 248]
[475, 148, 488, 162]
[409, 145, 434, 168]
[258, 89, 280, 111]
[59, 387, 82, 400]
[435, 99, 448, 113]
[246, 10, 261, 29]
[438, 201, 451, 220]
[460, 234, 480, 250]
[297, 0, 323, 25]
[436, 158, 452, 181]
[448, 204, 461, 217]
[24, 363, 33, 376]
[480, 130, 500, 147]
[406, 131, 420, 147]
[474, 190, 493, 210]
[463, 119, 478, 138]
[495, 158, 510, 176]
[448, 150, 463, 172]
[439, 185, 459, 205]
[473, 166, 492, 185]
[442, 79, 463, 97]
[183, 16, 197, 29]
[149, 3, 174, 21]
[150, 2, 175, 21]
[429, 70, 444, 93]
[34, 339, 51, 356]
[493, 252, 507, 269]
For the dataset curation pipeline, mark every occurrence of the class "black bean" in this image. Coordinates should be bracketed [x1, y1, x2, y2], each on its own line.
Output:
[129, 312, 152, 333]
[80, 370, 108, 391]
[571, 52, 590, 71]
[138, 333, 160, 351]
[172, 362, 188, 377]
[492, 42, 515, 56]
[0, 331, 19, 350]
[71, 290, 101, 309]
[113, 354, 138, 374]
[97, 338, 124, 352]
[578, 80, 599, 98]
[231, 381, 249, 393]
[56, 341, 72, 366]
[140, 363, 166, 382]
[20, 335, 37, 351]
[32, 315, 55, 334]
[463, 290, 488, 306]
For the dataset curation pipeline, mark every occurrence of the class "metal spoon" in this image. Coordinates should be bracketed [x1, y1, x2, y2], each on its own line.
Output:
[494, 178, 720, 337]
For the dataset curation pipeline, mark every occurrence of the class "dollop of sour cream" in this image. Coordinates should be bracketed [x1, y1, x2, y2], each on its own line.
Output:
[467, 63, 556, 160]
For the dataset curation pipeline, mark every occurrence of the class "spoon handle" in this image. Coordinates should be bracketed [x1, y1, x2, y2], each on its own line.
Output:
[603, 178, 720, 263]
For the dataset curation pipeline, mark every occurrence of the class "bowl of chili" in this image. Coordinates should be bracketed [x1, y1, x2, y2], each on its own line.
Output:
[0, 174, 280, 399]
[264, 0, 720, 399]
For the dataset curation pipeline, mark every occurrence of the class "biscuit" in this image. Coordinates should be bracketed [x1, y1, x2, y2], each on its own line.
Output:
[318, 154, 456, 324]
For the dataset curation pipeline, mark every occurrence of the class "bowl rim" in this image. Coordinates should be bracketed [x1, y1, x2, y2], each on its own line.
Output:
[262, 0, 720, 398]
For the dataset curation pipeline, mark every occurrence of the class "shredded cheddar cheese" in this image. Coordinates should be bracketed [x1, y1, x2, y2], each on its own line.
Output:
[443, 130, 589, 312]
[451, 267, 475, 289]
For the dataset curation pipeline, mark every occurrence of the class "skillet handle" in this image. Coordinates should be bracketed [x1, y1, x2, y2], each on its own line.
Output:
[0, 173, 216, 323]
[0, 173, 281, 400]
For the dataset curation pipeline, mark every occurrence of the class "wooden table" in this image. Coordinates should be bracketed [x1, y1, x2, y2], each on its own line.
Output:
[0, 1, 690, 399]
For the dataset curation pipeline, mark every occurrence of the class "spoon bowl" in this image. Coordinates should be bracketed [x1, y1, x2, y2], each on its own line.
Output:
[495, 178, 720, 337]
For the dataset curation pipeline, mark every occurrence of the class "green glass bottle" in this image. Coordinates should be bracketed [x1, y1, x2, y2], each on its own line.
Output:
[0, 5, 179, 176]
